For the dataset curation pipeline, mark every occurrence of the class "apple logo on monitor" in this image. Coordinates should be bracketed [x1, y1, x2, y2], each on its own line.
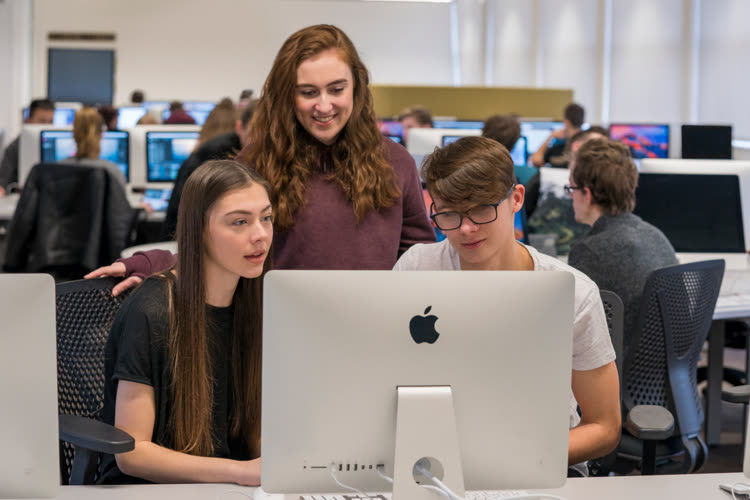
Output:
[409, 306, 440, 344]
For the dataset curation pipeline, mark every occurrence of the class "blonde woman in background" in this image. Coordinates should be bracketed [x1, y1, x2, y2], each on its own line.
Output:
[62, 107, 127, 187]
[197, 98, 238, 147]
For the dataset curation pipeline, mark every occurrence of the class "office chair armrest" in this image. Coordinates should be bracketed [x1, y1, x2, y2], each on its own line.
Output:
[722, 385, 750, 404]
[625, 405, 675, 440]
[59, 414, 135, 455]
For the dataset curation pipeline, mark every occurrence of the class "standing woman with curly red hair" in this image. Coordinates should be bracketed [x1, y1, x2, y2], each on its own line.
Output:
[241, 24, 434, 269]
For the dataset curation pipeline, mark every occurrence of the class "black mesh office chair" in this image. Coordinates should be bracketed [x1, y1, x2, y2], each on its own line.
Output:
[614, 260, 725, 475]
[57, 277, 135, 484]
[588, 290, 625, 476]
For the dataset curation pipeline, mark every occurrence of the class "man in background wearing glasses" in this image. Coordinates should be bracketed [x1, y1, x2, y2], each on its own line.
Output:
[566, 138, 677, 354]
[393, 136, 621, 477]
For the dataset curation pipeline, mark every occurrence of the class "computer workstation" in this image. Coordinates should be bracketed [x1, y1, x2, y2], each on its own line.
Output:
[261, 270, 574, 498]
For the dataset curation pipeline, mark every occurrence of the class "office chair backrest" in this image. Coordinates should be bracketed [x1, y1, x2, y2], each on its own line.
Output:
[622, 260, 724, 437]
[56, 277, 131, 484]
[588, 289, 624, 477]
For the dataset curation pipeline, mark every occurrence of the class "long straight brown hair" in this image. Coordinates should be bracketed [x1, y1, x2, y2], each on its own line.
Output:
[239, 24, 400, 229]
[163, 159, 272, 457]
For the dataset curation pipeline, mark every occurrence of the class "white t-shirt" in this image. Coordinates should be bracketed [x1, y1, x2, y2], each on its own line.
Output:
[394, 239, 616, 475]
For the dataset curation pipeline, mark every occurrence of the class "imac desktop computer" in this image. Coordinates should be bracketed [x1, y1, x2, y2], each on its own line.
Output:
[39, 130, 130, 182]
[0, 274, 58, 499]
[261, 271, 574, 499]
[145, 130, 200, 185]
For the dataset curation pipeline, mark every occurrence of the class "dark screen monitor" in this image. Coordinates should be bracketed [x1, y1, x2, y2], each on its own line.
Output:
[634, 172, 745, 252]
[609, 124, 670, 159]
[47, 48, 114, 105]
[386, 135, 403, 144]
[39, 130, 130, 182]
[146, 131, 200, 182]
[433, 120, 484, 130]
[117, 106, 148, 129]
[681, 125, 733, 160]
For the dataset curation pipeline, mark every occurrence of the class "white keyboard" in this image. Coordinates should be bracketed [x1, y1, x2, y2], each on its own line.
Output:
[298, 491, 531, 500]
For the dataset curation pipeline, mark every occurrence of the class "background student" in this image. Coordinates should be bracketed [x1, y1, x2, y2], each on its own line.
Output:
[566, 138, 677, 352]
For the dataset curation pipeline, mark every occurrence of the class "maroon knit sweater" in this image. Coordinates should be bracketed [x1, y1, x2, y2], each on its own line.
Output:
[119, 137, 435, 276]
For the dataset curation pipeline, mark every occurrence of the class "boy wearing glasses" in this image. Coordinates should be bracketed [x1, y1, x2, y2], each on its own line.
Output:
[393, 136, 621, 477]
[566, 138, 677, 353]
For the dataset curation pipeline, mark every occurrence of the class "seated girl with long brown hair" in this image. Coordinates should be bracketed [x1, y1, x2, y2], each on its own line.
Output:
[97, 160, 272, 484]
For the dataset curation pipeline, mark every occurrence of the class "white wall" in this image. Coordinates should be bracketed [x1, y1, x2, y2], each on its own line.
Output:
[537, 0, 601, 121]
[489, 0, 536, 88]
[699, 0, 750, 138]
[30, 0, 454, 105]
[0, 0, 747, 146]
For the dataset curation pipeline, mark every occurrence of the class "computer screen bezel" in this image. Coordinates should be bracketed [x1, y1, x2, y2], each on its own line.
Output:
[608, 123, 671, 159]
[145, 130, 200, 183]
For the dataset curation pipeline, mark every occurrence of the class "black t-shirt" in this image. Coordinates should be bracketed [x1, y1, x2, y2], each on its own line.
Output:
[98, 277, 246, 484]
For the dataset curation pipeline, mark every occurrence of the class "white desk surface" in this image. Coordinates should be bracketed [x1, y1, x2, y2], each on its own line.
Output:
[9, 473, 749, 500]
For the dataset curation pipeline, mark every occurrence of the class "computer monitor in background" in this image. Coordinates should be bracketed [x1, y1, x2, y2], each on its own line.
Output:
[18, 124, 72, 187]
[520, 121, 564, 155]
[0, 274, 58, 499]
[386, 135, 403, 144]
[162, 101, 216, 126]
[609, 124, 670, 159]
[142, 101, 170, 110]
[261, 270, 573, 496]
[146, 130, 199, 183]
[378, 119, 404, 143]
[433, 119, 485, 130]
[117, 106, 148, 129]
[24, 107, 77, 127]
[681, 125, 732, 160]
[441, 135, 527, 168]
[39, 130, 130, 182]
[142, 187, 173, 212]
[637, 159, 750, 253]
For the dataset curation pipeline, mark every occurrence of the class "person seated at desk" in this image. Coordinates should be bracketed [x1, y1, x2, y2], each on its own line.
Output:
[0, 98, 55, 196]
[392, 136, 621, 476]
[98, 160, 270, 485]
[61, 107, 127, 188]
[161, 99, 257, 241]
[530, 102, 585, 168]
[399, 105, 433, 146]
[164, 101, 197, 125]
[566, 137, 677, 353]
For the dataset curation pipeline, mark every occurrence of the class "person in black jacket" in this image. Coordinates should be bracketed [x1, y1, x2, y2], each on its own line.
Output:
[160, 101, 257, 241]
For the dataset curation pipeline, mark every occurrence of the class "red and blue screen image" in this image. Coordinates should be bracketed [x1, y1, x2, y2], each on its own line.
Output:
[609, 124, 669, 159]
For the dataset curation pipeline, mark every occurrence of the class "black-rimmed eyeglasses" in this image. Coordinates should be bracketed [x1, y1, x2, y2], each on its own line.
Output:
[563, 184, 583, 196]
[430, 185, 516, 231]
